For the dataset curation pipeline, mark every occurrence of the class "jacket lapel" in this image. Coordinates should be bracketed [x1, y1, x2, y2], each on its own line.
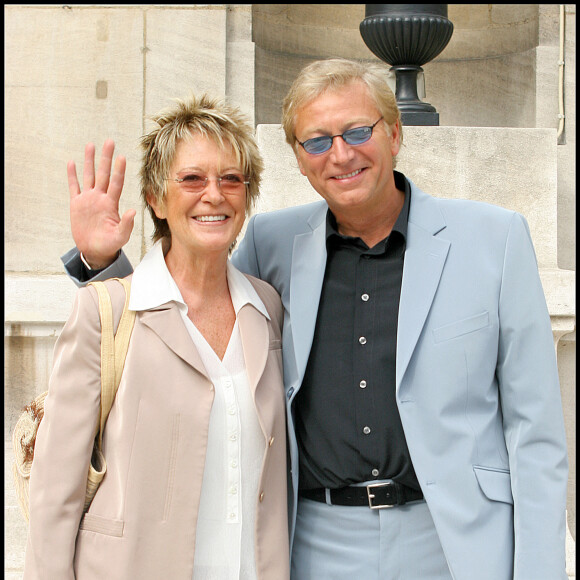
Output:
[289, 205, 328, 384]
[237, 304, 269, 397]
[237, 303, 273, 439]
[396, 185, 450, 390]
[139, 304, 209, 379]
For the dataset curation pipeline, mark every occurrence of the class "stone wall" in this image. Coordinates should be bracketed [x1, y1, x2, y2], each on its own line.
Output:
[5, 5, 575, 578]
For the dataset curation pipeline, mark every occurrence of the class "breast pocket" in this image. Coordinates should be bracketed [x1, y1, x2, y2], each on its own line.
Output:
[269, 339, 282, 350]
[433, 311, 489, 343]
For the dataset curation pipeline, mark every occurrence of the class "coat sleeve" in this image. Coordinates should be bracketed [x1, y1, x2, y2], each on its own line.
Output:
[24, 285, 103, 580]
[61, 247, 134, 288]
[496, 212, 568, 579]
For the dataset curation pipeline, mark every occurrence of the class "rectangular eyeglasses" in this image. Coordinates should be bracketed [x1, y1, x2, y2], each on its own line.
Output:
[296, 117, 384, 155]
[166, 173, 250, 194]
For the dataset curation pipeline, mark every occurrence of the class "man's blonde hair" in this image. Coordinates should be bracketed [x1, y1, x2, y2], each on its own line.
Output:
[140, 94, 263, 242]
[282, 58, 402, 164]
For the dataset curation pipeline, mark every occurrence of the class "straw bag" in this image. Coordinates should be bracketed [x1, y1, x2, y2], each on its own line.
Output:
[12, 278, 136, 521]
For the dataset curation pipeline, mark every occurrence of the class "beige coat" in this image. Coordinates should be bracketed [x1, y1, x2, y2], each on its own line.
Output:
[24, 275, 289, 580]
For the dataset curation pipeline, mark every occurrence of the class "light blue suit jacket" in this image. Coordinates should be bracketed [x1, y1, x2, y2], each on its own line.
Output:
[231, 179, 568, 580]
[62, 177, 568, 580]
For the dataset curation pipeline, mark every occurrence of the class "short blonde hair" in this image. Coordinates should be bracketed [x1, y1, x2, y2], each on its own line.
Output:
[140, 94, 263, 242]
[282, 58, 402, 163]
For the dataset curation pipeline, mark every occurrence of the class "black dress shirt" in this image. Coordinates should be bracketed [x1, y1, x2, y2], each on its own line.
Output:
[295, 171, 420, 492]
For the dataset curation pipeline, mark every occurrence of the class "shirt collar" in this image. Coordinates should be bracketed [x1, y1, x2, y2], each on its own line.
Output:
[129, 239, 270, 320]
[325, 170, 411, 246]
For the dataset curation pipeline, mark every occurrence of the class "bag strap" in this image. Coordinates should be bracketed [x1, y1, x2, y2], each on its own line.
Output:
[89, 278, 136, 449]
[112, 278, 135, 387]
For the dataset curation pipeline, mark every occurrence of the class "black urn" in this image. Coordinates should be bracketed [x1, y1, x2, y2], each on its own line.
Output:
[360, 4, 454, 125]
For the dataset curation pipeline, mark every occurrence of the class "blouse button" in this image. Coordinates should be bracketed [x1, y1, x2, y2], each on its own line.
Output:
[359, 336, 367, 345]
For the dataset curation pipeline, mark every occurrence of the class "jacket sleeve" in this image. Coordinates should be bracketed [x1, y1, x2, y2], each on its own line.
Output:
[496, 212, 568, 579]
[61, 247, 134, 288]
[24, 285, 103, 580]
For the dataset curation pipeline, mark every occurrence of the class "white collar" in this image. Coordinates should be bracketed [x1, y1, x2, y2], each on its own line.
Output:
[129, 240, 269, 320]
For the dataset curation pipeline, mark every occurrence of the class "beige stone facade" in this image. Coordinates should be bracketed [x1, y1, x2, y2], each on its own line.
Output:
[5, 5, 575, 578]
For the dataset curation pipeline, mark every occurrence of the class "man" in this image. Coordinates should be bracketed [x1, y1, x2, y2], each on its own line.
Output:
[63, 59, 568, 579]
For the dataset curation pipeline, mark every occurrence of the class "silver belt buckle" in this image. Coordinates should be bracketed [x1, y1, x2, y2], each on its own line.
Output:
[367, 481, 397, 509]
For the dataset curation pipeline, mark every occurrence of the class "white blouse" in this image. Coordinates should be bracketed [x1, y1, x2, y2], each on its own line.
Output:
[130, 241, 268, 580]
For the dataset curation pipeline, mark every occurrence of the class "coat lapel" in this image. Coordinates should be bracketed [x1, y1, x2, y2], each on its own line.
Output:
[289, 206, 328, 383]
[396, 185, 450, 390]
[139, 304, 209, 379]
[237, 304, 269, 397]
[237, 303, 273, 439]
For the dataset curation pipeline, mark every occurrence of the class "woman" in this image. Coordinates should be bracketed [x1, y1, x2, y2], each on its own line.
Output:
[24, 95, 289, 580]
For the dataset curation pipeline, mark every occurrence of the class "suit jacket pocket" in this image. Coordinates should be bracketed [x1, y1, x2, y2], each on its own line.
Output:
[473, 465, 513, 505]
[80, 512, 124, 537]
[433, 311, 489, 343]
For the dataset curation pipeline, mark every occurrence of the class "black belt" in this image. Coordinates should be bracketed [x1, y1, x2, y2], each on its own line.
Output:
[300, 481, 423, 509]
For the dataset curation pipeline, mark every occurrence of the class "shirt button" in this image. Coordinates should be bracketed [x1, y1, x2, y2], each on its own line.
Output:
[359, 336, 367, 345]
[228, 407, 236, 415]
[363, 426, 371, 435]
[361, 293, 369, 302]
[229, 433, 238, 441]
[372, 469, 379, 477]
[231, 461, 238, 468]
[359, 380, 367, 389]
